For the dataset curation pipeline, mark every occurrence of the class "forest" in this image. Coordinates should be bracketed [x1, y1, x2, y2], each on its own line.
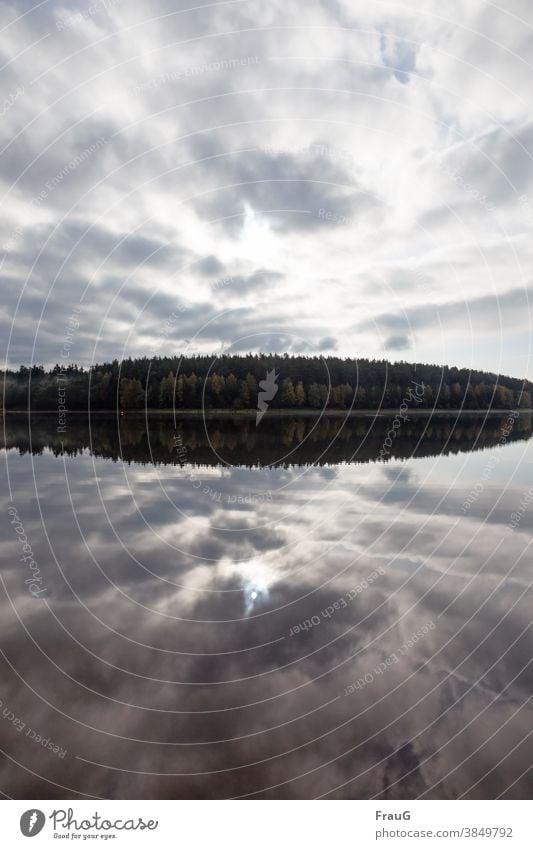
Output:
[6, 413, 532, 467]
[1, 354, 532, 411]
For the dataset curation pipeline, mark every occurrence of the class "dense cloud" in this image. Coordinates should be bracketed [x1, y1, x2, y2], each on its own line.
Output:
[0, 0, 532, 379]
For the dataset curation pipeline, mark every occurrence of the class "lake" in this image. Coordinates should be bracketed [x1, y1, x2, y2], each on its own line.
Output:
[1, 412, 532, 799]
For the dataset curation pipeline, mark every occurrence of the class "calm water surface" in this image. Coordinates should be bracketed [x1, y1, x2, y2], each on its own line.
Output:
[1, 414, 532, 798]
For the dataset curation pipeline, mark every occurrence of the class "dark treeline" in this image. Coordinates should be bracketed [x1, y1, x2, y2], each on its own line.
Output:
[4, 413, 532, 468]
[2, 354, 532, 411]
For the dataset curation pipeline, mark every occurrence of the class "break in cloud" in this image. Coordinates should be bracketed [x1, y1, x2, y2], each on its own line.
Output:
[1, 0, 532, 377]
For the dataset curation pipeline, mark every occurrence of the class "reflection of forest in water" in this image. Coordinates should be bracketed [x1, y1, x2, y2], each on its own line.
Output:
[4, 412, 532, 467]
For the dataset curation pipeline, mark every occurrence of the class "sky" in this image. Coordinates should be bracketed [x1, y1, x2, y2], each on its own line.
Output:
[1, 0, 533, 378]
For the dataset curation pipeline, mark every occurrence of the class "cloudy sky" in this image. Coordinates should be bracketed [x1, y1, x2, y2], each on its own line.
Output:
[1, 0, 533, 377]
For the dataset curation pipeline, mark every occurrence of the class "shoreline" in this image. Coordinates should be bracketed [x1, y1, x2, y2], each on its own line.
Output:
[3, 408, 531, 419]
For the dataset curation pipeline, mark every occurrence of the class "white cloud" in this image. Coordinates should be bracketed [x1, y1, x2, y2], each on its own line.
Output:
[0, 0, 532, 378]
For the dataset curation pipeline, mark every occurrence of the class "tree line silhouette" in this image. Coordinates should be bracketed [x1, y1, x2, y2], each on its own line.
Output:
[5, 413, 532, 467]
[2, 354, 531, 411]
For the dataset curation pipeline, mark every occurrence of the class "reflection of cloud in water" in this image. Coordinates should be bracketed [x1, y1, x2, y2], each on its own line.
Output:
[1, 417, 532, 798]
[225, 557, 279, 616]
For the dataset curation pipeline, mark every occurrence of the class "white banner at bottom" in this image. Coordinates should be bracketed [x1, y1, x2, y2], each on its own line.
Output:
[1, 800, 531, 848]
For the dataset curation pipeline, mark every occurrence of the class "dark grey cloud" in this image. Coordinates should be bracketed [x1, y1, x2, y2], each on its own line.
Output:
[358, 286, 533, 338]
[317, 336, 337, 351]
[218, 269, 284, 295]
[467, 121, 533, 203]
[385, 333, 412, 351]
[54, 221, 188, 271]
[380, 34, 418, 85]
[196, 254, 225, 276]
[189, 137, 378, 234]
[0, 119, 116, 203]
